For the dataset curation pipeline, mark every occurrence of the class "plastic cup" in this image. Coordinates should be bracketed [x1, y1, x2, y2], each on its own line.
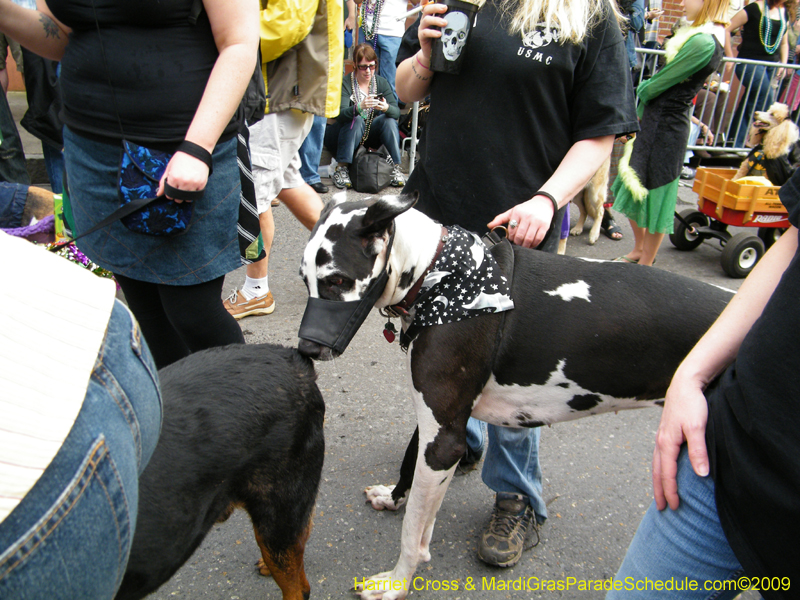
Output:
[429, 0, 481, 75]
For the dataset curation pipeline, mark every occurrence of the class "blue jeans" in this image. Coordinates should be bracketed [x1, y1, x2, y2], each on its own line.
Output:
[731, 62, 776, 148]
[359, 30, 402, 102]
[0, 182, 29, 228]
[464, 206, 565, 521]
[466, 419, 548, 522]
[299, 115, 326, 185]
[42, 141, 65, 195]
[325, 112, 402, 165]
[0, 301, 163, 600]
[606, 447, 745, 600]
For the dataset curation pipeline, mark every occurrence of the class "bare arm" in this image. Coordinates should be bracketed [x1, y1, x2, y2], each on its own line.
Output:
[723, 8, 748, 81]
[395, 2, 448, 103]
[779, 29, 789, 77]
[345, 0, 357, 31]
[652, 227, 798, 511]
[487, 135, 615, 248]
[158, 0, 259, 198]
[0, 0, 70, 61]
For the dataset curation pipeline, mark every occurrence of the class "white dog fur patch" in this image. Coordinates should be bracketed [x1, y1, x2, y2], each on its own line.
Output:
[544, 280, 591, 302]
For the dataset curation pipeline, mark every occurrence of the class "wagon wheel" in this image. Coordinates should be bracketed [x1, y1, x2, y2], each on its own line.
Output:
[670, 209, 709, 251]
[720, 232, 765, 278]
[757, 227, 786, 250]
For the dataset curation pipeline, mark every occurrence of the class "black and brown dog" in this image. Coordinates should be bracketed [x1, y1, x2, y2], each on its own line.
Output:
[115, 344, 325, 600]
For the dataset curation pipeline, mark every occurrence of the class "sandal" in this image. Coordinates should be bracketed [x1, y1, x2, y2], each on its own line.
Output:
[601, 217, 623, 241]
[612, 255, 656, 265]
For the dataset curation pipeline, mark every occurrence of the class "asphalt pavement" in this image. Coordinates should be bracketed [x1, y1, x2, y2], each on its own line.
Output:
[6, 91, 759, 599]
[143, 176, 754, 600]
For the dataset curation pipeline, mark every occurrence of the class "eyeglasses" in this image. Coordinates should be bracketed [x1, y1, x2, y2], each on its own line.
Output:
[357, 63, 377, 71]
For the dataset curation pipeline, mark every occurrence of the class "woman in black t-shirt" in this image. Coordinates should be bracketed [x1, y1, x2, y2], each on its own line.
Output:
[0, 0, 259, 369]
[395, 0, 638, 570]
[725, 0, 795, 148]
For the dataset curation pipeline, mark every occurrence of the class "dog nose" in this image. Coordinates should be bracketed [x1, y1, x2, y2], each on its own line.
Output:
[298, 339, 323, 359]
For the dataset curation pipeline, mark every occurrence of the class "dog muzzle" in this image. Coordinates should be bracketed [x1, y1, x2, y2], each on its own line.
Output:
[298, 229, 395, 358]
[298, 269, 389, 357]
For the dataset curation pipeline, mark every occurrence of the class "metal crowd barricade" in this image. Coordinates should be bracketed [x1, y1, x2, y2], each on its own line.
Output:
[634, 47, 800, 155]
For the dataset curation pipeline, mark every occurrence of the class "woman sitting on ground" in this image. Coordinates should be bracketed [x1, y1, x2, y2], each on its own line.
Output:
[325, 43, 405, 189]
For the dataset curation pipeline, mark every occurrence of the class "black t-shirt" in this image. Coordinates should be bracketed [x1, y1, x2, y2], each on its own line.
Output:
[404, 0, 638, 234]
[706, 170, 800, 593]
[47, 0, 238, 144]
[737, 2, 784, 63]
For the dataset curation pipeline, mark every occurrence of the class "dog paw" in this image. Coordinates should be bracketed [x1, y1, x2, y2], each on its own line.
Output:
[354, 571, 408, 600]
[569, 226, 584, 237]
[364, 485, 405, 511]
[255, 558, 272, 578]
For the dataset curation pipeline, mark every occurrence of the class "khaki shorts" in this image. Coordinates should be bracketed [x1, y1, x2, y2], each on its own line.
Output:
[248, 110, 313, 213]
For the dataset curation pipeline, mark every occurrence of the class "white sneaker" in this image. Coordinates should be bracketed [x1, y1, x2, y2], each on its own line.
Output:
[391, 164, 405, 187]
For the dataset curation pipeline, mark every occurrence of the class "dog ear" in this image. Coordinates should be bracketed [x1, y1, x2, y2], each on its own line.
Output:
[772, 102, 790, 122]
[763, 118, 799, 158]
[359, 192, 419, 234]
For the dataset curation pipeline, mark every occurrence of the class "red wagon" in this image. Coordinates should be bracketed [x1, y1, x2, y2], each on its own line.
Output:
[669, 167, 789, 277]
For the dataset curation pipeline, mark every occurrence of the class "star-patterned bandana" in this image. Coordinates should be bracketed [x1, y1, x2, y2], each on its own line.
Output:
[411, 225, 514, 327]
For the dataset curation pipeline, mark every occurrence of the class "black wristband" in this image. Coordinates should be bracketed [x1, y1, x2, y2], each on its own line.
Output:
[535, 190, 559, 218]
[177, 140, 213, 176]
[535, 190, 560, 245]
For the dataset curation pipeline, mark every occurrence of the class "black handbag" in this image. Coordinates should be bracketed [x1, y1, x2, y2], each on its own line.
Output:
[349, 145, 393, 194]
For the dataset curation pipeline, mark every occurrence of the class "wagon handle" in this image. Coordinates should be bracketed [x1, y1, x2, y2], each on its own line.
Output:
[674, 210, 699, 235]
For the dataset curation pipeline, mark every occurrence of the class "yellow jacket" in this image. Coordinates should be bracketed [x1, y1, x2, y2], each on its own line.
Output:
[260, 0, 343, 118]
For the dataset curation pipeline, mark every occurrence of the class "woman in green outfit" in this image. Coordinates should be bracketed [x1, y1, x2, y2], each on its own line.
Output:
[612, 0, 729, 266]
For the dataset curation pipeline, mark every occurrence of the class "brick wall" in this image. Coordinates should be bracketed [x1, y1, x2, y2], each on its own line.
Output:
[655, 0, 685, 40]
[654, 0, 739, 45]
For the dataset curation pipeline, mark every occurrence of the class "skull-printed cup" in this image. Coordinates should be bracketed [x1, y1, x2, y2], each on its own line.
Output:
[430, 0, 481, 74]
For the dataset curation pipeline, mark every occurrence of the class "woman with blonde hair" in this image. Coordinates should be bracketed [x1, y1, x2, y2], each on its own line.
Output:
[611, 0, 730, 266]
[394, 0, 638, 568]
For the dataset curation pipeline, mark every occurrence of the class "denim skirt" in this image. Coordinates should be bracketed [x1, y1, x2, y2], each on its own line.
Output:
[64, 127, 241, 285]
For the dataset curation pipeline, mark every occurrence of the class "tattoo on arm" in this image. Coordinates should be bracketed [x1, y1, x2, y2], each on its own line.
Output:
[411, 61, 431, 81]
[39, 13, 61, 39]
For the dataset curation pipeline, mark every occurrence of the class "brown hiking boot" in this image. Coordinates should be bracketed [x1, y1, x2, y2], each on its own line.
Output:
[223, 289, 275, 319]
[478, 493, 539, 567]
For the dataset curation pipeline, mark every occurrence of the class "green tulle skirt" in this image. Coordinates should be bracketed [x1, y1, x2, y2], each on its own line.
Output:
[611, 174, 680, 234]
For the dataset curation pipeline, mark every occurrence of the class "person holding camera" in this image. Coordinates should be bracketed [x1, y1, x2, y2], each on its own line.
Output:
[325, 43, 405, 189]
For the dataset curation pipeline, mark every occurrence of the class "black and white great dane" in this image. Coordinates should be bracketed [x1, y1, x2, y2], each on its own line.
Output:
[297, 193, 732, 600]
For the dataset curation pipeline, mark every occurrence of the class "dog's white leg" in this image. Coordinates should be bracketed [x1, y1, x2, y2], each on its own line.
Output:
[357, 395, 457, 600]
[357, 464, 457, 600]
